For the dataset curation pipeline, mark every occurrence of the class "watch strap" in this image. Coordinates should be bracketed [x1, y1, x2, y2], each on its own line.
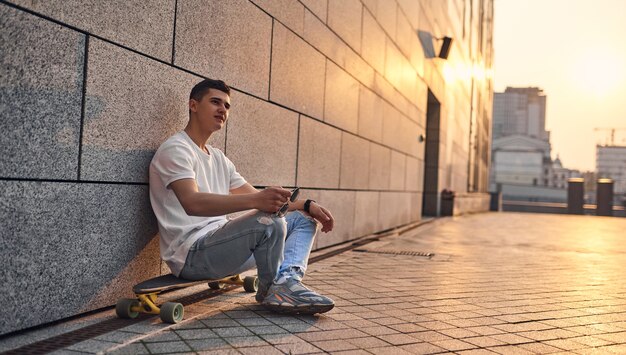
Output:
[304, 199, 316, 213]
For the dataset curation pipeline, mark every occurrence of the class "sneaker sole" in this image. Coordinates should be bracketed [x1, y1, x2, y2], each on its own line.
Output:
[262, 303, 335, 315]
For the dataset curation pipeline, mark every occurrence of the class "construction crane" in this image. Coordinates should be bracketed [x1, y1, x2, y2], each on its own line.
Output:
[594, 128, 626, 146]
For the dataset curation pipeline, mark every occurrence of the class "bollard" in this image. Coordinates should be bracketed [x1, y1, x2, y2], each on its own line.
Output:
[567, 178, 584, 214]
[596, 178, 614, 216]
[440, 189, 455, 216]
[489, 191, 502, 211]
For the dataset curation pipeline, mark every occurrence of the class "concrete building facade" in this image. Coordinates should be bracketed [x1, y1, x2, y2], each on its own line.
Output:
[490, 134, 551, 188]
[0, 0, 494, 334]
[492, 87, 549, 142]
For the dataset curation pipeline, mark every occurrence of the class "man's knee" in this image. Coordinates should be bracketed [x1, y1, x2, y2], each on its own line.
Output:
[271, 215, 287, 237]
[256, 213, 287, 237]
[292, 211, 319, 231]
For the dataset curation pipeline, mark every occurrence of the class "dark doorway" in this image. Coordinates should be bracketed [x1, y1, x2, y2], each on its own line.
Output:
[422, 90, 441, 216]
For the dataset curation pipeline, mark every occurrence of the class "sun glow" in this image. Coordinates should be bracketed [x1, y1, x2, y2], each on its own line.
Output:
[574, 53, 625, 98]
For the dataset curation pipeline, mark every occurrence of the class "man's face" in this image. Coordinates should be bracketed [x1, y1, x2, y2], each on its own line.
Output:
[189, 88, 231, 133]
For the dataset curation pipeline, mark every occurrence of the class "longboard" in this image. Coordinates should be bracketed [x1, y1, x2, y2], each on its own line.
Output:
[116, 274, 258, 323]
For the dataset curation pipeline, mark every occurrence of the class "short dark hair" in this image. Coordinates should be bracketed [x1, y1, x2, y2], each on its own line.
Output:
[189, 79, 231, 102]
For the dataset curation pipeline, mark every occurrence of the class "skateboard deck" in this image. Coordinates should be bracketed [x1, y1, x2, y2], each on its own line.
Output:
[116, 274, 258, 324]
[134, 274, 219, 294]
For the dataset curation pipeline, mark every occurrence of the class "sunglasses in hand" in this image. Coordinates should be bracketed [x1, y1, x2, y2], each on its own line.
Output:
[274, 187, 300, 217]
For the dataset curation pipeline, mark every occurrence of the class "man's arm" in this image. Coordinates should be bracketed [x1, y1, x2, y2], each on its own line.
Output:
[170, 179, 290, 217]
[230, 182, 259, 195]
[230, 182, 334, 232]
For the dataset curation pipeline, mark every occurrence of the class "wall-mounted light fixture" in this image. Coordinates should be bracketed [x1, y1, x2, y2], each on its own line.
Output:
[417, 30, 453, 60]
[437, 36, 453, 59]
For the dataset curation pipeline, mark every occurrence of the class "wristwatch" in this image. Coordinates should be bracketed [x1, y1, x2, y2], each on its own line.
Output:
[304, 199, 316, 213]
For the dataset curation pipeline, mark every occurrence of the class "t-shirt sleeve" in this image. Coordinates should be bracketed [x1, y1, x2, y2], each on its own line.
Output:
[224, 154, 247, 189]
[152, 143, 196, 188]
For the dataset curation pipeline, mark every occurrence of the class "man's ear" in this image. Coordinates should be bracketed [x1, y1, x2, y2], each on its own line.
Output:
[189, 98, 197, 113]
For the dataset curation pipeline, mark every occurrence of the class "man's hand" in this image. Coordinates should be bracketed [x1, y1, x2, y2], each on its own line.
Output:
[253, 187, 292, 213]
[308, 202, 334, 233]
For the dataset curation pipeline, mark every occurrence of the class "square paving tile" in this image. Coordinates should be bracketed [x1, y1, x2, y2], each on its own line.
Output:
[489, 333, 534, 345]
[143, 340, 192, 354]
[224, 335, 269, 348]
[312, 339, 359, 352]
[399, 342, 447, 354]
[186, 338, 230, 352]
[431, 338, 477, 351]
[238, 345, 283, 355]
[377, 333, 421, 346]
[463, 336, 508, 347]
[175, 328, 218, 340]
[408, 331, 453, 342]
[570, 335, 613, 347]
[543, 338, 588, 351]
[212, 327, 254, 338]
[275, 341, 323, 354]
[246, 325, 289, 335]
[344, 336, 390, 349]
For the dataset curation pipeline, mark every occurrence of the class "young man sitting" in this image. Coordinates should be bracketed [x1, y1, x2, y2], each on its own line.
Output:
[149, 79, 335, 314]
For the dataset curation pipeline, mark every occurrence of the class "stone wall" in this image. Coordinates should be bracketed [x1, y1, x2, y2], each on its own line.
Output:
[0, 0, 493, 334]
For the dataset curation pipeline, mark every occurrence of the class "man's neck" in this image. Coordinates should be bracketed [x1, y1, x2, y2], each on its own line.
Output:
[184, 126, 211, 154]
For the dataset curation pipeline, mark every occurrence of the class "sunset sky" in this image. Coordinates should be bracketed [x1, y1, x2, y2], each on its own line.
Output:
[493, 0, 626, 172]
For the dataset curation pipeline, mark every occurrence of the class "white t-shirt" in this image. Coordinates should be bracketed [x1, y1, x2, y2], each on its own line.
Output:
[149, 131, 247, 276]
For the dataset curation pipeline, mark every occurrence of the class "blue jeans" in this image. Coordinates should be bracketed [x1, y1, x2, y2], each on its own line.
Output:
[179, 210, 318, 293]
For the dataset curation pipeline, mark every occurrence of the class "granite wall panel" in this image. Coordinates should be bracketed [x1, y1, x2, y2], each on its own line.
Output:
[0, 181, 158, 334]
[353, 191, 380, 237]
[175, 0, 272, 98]
[7, 0, 175, 62]
[225, 91, 298, 186]
[390, 150, 406, 190]
[81, 39, 202, 183]
[343, 47, 376, 88]
[297, 116, 341, 188]
[374, 0, 397, 40]
[301, 0, 328, 23]
[395, 9, 414, 59]
[406, 156, 423, 192]
[410, 192, 423, 221]
[397, 0, 420, 29]
[382, 107, 421, 158]
[339, 132, 370, 189]
[0, 5, 83, 180]
[382, 102, 403, 152]
[379, 191, 411, 230]
[251, 0, 305, 36]
[270, 22, 326, 119]
[327, 0, 362, 53]
[361, 10, 386, 75]
[369, 142, 391, 190]
[303, 8, 347, 68]
[385, 41, 417, 103]
[315, 189, 356, 249]
[358, 85, 384, 143]
[324, 61, 359, 133]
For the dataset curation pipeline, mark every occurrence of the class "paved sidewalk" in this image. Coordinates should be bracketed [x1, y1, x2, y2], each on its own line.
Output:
[2, 212, 626, 354]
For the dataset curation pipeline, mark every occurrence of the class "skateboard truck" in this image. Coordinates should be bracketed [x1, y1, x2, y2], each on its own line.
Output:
[115, 274, 258, 324]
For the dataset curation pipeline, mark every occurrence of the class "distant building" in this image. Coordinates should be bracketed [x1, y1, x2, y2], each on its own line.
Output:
[491, 87, 578, 202]
[490, 135, 551, 188]
[548, 155, 580, 189]
[493, 87, 550, 142]
[596, 145, 626, 197]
